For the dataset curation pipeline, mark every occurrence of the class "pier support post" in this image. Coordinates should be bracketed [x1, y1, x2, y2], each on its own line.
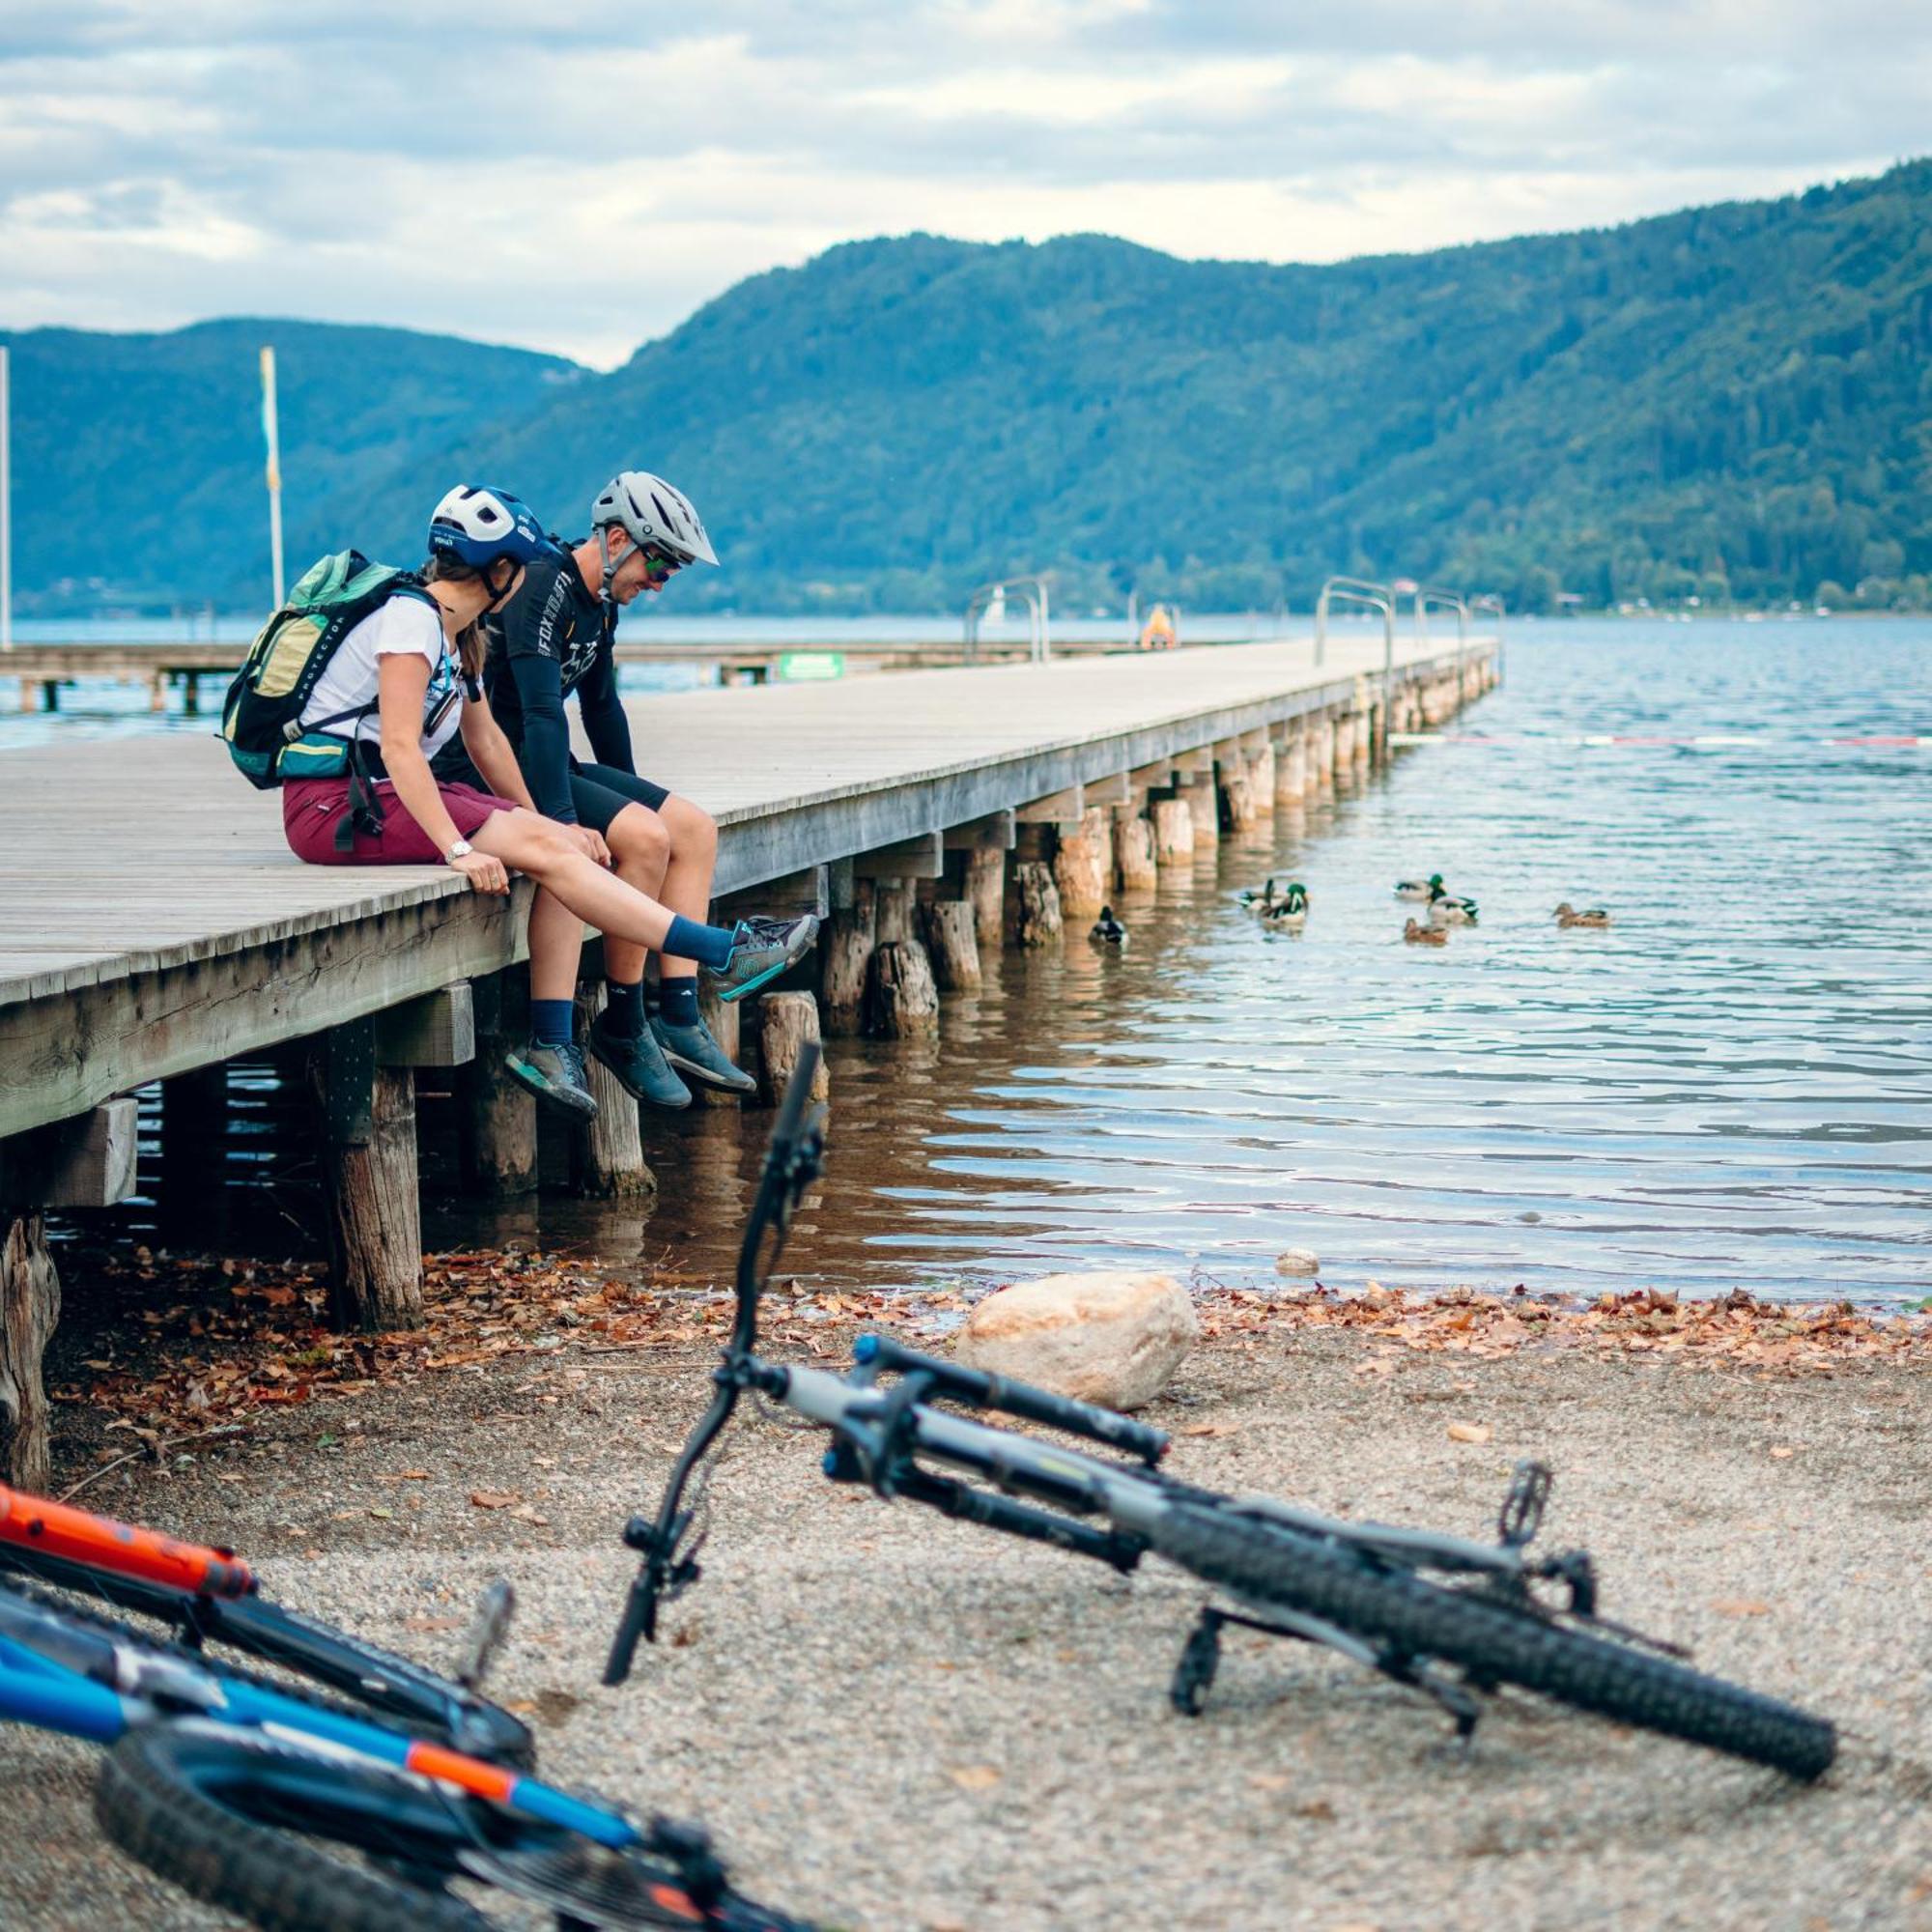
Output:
[312, 1020, 423, 1332]
[1181, 777, 1219, 845]
[1247, 745, 1276, 816]
[1150, 798, 1194, 866]
[873, 880, 918, 948]
[758, 992, 829, 1105]
[1311, 717, 1335, 787]
[570, 986, 659, 1191]
[1007, 862, 1064, 948]
[865, 942, 941, 1036]
[1275, 729, 1307, 805]
[923, 900, 983, 991]
[964, 849, 1007, 951]
[1115, 810, 1157, 891]
[1332, 711, 1356, 774]
[1050, 809, 1110, 919]
[691, 976, 746, 1112]
[0, 1212, 59, 1490]
[820, 877, 875, 1037]
[461, 970, 537, 1196]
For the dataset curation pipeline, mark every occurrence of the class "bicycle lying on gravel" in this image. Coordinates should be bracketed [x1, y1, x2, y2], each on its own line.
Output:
[1, 1480, 532, 1764]
[606, 1045, 1836, 1781]
[0, 1488, 818, 1930]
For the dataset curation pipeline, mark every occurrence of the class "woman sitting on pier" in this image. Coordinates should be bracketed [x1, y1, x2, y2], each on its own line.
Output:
[282, 484, 817, 1119]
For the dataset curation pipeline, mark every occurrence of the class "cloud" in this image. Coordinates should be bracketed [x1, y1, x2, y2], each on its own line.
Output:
[0, 1, 1926, 365]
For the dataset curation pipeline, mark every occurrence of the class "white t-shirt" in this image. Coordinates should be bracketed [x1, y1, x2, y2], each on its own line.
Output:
[299, 595, 467, 762]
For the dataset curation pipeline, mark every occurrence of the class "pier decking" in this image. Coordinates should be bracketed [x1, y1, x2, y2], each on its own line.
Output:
[0, 630, 1494, 1483]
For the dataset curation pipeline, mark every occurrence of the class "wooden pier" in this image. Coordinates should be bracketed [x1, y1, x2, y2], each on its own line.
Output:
[0, 631, 1496, 1483]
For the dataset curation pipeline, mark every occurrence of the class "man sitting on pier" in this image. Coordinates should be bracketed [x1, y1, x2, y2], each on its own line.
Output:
[437, 469, 752, 1110]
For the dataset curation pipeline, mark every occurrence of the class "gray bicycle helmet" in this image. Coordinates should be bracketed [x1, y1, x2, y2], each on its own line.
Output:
[589, 470, 718, 603]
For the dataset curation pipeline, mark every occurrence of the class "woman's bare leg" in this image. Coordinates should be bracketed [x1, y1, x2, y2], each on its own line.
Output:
[526, 886, 583, 1002]
[471, 808, 683, 952]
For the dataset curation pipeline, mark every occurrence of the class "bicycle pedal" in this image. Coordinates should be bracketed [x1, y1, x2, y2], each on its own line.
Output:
[1496, 1460, 1552, 1548]
[455, 1577, 516, 1690]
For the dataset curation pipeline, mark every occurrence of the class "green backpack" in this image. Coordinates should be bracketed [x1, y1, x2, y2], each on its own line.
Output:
[221, 551, 438, 788]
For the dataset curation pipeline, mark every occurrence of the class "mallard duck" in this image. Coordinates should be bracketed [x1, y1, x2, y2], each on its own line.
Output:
[1396, 872, 1443, 901]
[1404, 918, 1449, 946]
[1262, 882, 1309, 931]
[1090, 906, 1128, 945]
[1554, 902, 1610, 929]
[1428, 885, 1479, 925]
[1238, 876, 1279, 911]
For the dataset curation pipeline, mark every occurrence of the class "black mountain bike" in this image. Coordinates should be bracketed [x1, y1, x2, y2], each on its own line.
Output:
[606, 1046, 1835, 1781]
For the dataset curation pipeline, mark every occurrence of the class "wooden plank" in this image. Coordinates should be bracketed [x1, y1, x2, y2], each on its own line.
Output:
[375, 984, 476, 1067]
[1081, 772, 1131, 806]
[942, 810, 1017, 852]
[1015, 784, 1083, 823]
[0, 1100, 138, 1208]
[852, 832, 945, 880]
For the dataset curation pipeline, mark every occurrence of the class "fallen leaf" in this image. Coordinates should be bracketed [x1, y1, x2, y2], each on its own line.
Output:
[1769, 1446, 1795, 1460]
[1446, 1422, 1492, 1445]
[1296, 1799, 1337, 1822]
[469, 1490, 520, 1510]
[1712, 1598, 1772, 1618]
[366, 1506, 394, 1520]
[1177, 1422, 1240, 1438]
[1248, 1772, 1293, 1792]
[948, 1766, 1002, 1792]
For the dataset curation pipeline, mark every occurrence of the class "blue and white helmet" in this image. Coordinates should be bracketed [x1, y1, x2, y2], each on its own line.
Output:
[427, 485, 551, 569]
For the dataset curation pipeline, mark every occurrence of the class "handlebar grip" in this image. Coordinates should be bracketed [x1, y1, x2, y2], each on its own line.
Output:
[854, 1334, 1169, 1464]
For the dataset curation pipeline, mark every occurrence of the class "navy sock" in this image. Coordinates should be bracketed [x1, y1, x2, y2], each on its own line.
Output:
[659, 978, 699, 1028]
[604, 979, 645, 1037]
[664, 913, 736, 972]
[530, 998, 574, 1048]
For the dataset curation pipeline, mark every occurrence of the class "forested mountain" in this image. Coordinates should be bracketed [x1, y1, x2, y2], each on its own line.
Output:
[10, 160, 1930, 617]
[1, 320, 583, 615]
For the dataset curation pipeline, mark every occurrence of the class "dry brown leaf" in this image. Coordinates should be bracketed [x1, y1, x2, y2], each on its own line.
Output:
[1712, 1598, 1772, 1618]
[1177, 1422, 1240, 1437]
[1248, 1772, 1294, 1792]
[469, 1490, 519, 1510]
[1769, 1446, 1795, 1460]
[1446, 1421, 1492, 1444]
[948, 1765, 1002, 1792]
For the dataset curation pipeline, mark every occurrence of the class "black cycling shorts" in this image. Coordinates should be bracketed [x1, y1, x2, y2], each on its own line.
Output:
[567, 761, 671, 832]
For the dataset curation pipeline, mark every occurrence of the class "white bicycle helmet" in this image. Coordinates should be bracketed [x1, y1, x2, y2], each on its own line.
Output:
[589, 470, 718, 603]
[427, 484, 551, 568]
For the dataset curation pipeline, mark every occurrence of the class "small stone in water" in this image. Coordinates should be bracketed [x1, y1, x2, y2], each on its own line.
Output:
[1275, 1248, 1321, 1276]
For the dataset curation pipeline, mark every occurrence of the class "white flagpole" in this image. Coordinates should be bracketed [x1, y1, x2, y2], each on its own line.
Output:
[1, 344, 13, 652]
[260, 344, 285, 607]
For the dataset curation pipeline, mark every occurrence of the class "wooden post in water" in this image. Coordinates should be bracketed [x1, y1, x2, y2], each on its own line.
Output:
[820, 873, 875, 1037]
[1051, 809, 1110, 919]
[1150, 798, 1193, 866]
[758, 992, 829, 1105]
[923, 900, 982, 991]
[1115, 809, 1157, 890]
[694, 976, 744, 1111]
[461, 969, 537, 1196]
[312, 1020, 423, 1332]
[1007, 861, 1064, 947]
[865, 942, 941, 1036]
[1275, 726, 1307, 804]
[570, 986, 658, 1189]
[1247, 743, 1276, 816]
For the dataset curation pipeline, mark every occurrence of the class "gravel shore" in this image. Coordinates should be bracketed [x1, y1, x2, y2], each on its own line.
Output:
[4, 1313, 1928, 1931]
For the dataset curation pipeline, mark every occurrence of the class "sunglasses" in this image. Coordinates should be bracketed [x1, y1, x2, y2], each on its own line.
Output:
[637, 547, 682, 583]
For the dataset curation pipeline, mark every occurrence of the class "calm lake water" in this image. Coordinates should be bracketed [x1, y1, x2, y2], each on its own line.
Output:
[16, 617, 1930, 1306]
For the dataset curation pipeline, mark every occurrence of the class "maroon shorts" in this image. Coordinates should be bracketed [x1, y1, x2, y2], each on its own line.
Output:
[283, 779, 516, 865]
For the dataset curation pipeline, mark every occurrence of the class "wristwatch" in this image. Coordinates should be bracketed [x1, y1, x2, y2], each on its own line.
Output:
[444, 838, 473, 865]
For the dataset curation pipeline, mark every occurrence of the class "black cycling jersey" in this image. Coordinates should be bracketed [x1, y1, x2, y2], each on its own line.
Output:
[454, 539, 635, 822]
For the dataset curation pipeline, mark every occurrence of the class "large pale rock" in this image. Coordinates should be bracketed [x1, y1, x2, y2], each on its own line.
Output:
[953, 1270, 1198, 1412]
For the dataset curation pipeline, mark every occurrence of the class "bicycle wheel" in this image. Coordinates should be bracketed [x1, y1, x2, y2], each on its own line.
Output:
[97, 1726, 821, 1931]
[1152, 1501, 1835, 1778]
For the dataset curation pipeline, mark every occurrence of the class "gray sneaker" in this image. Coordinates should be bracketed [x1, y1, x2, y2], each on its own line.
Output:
[588, 1012, 692, 1111]
[502, 1039, 598, 1121]
[708, 914, 820, 1004]
[651, 1013, 756, 1094]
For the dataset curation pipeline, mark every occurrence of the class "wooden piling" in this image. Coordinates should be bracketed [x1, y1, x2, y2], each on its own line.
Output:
[0, 1212, 58, 1489]
[570, 987, 658, 1191]
[873, 880, 918, 948]
[1247, 746, 1276, 815]
[460, 970, 538, 1197]
[312, 1021, 423, 1332]
[820, 881, 876, 1037]
[1051, 809, 1110, 919]
[865, 941, 941, 1036]
[1275, 730, 1307, 804]
[1150, 798, 1194, 866]
[758, 992, 830, 1106]
[923, 900, 983, 991]
[1115, 811, 1158, 891]
[963, 849, 1007, 952]
[1008, 862, 1064, 947]
[694, 977, 745, 1111]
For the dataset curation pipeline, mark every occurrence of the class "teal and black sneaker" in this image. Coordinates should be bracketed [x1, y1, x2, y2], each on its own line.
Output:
[709, 914, 820, 1004]
[502, 1039, 599, 1121]
[588, 1012, 692, 1110]
[651, 1013, 756, 1094]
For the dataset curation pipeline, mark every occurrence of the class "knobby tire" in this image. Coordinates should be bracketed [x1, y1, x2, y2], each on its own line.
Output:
[1153, 1502, 1835, 1778]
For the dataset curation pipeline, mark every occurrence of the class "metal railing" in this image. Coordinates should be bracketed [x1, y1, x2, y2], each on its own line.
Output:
[963, 576, 1052, 665]
[1411, 585, 1468, 646]
[1471, 593, 1506, 681]
[1313, 576, 1394, 668]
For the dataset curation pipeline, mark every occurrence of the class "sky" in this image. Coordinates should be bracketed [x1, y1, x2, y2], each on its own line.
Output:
[2, 1, 1927, 370]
